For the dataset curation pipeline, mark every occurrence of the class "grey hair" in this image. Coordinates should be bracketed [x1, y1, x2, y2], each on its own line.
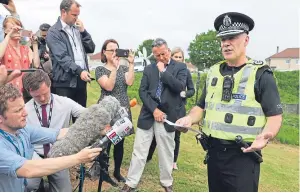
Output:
[152, 38, 168, 48]
[22, 70, 51, 92]
[60, 0, 81, 12]
[171, 47, 185, 61]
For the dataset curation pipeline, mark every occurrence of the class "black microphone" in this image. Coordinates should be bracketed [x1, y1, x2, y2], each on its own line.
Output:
[110, 107, 129, 126]
[91, 117, 133, 148]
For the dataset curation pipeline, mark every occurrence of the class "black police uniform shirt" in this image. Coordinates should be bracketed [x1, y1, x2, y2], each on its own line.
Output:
[197, 63, 283, 117]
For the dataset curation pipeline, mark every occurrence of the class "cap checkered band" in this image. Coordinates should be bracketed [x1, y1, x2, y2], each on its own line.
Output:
[219, 22, 250, 33]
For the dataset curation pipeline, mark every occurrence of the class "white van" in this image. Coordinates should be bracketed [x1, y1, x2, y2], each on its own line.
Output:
[134, 57, 151, 72]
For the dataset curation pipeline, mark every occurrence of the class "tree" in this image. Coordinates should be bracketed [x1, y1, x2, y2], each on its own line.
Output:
[136, 39, 156, 63]
[188, 30, 223, 70]
[185, 58, 191, 63]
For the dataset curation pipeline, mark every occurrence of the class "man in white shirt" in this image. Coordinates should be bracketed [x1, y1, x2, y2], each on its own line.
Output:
[23, 70, 86, 191]
[46, 0, 95, 114]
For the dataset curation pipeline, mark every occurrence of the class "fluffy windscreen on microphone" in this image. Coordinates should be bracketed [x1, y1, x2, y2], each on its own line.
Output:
[48, 96, 121, 158]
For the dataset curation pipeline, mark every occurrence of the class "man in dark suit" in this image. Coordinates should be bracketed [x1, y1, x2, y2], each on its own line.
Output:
[121, 38, 187, 192]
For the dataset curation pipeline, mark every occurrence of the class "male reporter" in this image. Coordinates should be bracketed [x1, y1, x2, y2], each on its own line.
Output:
[23, 70, 85, 191]
[0, 84, 102, 192]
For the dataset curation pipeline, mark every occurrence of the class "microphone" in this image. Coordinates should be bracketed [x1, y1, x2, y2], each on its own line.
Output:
[110, 107, 128, 126]
[87, 117, 133, 182]
[130, 98, 137, 107]
[91, 117, 133, 148]
[48, 96, 123, 158]
[110, 99, 137, 126]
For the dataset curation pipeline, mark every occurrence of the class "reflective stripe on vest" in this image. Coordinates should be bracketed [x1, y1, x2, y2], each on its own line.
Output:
[203, 60, 267, 141]
[205, 102, 264, 116]
[204, 120, 263, 135]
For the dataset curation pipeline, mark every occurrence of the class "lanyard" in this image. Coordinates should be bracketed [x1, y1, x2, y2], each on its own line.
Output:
[0, 129, 28, 187]
[0, 129, 26, 157]
[65, 26, 77, 50]
[33, 94, 53, 128]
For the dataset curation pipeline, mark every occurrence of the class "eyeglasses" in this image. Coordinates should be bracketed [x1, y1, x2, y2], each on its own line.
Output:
[105, 49, 117, 53]
[152, 38, 167, 48]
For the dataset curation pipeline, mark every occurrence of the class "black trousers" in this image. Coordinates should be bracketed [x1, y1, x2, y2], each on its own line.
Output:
[147, 130, 181, 162]
[53, 78, 87, 122]
[106, 139, 125, 175]
[207, 146, 260, 192]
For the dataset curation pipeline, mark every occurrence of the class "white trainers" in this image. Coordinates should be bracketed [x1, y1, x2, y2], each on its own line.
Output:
[173, 162, 178, 170]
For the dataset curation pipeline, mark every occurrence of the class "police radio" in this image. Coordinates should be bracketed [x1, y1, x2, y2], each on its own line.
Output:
[221, 75, 234, 102]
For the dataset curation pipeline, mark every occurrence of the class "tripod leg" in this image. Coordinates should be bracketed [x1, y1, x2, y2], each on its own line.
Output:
[78, 164, 85, 192]
[97, 168, 104, 192]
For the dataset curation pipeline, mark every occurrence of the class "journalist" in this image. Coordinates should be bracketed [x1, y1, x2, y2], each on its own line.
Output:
[0, 83, 102, 192]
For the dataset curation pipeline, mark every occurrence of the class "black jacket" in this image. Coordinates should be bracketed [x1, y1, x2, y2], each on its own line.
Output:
[138, 59, 187, 132]
[183, 70, 195, 103]
[180, 70, 195, 115]
[46, 17, 95, 88]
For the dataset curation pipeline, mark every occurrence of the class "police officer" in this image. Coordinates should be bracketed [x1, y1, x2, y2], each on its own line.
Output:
[176, 12, 283, 192]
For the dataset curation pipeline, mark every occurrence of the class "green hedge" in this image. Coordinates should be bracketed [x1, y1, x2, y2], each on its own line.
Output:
[276, 113, 299, 145]
[274, 71, 299, 104]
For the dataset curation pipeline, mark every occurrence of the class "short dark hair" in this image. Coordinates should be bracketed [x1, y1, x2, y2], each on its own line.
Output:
[100, 39, 119, 63]
[22, 70, 51, 92]
[152, 38, 168, 48]
[60, 0, 81, 12]
[39, 23, 51, 31]
[0, 84, 22, 116]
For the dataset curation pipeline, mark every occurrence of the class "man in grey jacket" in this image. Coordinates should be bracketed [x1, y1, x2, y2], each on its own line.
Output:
[46, 0, 95, 111]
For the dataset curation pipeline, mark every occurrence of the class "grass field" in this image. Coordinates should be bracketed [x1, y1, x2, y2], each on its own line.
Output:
[77, 82, 300, 192]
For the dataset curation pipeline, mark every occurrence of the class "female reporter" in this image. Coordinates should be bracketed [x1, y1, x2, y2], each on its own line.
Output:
[0, 16, 40, 102]
[95, 39, 135, 184]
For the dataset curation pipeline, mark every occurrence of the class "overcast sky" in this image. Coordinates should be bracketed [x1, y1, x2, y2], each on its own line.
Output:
[2, 0, 299, 60]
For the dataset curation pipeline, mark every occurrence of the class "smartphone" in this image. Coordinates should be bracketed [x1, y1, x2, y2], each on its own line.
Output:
[0, 0, 9, 5]
[7, 69, 37, 74]
[116, 49, 129, 58]
[21, 30, 31, 37]
[74, 23, 80, 28]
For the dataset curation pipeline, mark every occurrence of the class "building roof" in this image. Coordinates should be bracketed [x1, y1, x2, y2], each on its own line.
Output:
[267, 48, 299, 59]
[89, 52, 102, 60]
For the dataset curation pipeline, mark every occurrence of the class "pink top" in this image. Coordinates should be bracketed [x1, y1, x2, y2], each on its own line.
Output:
[1, 44, 31, 91]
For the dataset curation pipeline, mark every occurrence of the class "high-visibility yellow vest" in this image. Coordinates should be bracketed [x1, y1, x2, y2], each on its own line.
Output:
[202, 60, 267, 142]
